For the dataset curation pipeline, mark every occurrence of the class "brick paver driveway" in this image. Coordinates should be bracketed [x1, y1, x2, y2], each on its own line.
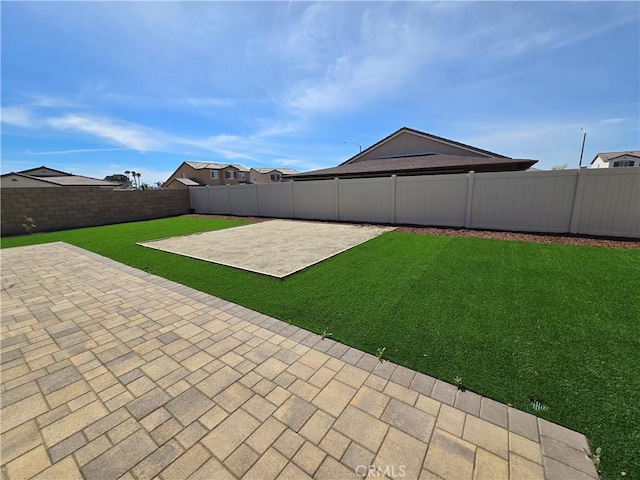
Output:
[0, 242, 598, 479]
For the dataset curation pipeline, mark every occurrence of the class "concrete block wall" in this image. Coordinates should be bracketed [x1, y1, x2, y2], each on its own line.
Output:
[1, 188, 191, 236]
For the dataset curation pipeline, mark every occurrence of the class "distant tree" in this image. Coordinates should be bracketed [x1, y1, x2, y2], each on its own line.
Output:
[551, 163, 568, 170]
[136, 172, 142, 187]
[130, 171, 138, 188]
[155, 181, 164, 188]
[104, 174, 131, 188]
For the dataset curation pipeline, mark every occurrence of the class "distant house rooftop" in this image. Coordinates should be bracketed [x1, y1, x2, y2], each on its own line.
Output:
[287, 127, 537, 181]
[185, 161, 250, 172]
[251, 167, 299, 175]
[1, 166, 119, 188]
[288, 154, 537, 181]
[590, 150, 640, 164]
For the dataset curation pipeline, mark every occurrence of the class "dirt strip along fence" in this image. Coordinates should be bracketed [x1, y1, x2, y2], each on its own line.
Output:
[1, 188, 191, 236]
[190, 168, 640, 238]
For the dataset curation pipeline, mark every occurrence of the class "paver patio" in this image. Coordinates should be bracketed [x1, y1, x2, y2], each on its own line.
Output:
[0, 242, 598, 479]
[138, 220, 394, 278]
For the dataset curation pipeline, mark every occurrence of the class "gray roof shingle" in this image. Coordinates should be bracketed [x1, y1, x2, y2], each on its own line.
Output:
[289, 154, 537, 180]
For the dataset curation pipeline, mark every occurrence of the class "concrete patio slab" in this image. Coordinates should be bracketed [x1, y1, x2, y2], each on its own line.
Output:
[0, 242, 598, 479]
[138, 219, 394, 278]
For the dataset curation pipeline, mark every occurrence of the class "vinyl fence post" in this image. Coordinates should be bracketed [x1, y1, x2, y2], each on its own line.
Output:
[254, 183, 260, 216]
[289, 181, 295, 219]
[390, 175, 397, 224]
[569, 166, 587, 234]
[206, 186, 213, 214]
[334, 178, 340, 221]
[465, 171, 475, 228]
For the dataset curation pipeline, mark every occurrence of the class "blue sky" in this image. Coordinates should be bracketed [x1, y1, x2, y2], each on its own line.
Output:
[2, 1, 639, 185]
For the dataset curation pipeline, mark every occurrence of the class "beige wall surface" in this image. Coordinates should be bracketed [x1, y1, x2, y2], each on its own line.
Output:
[353, 131, 494, 163]
[1, 174, 59, 188]
[250, 169, 284, 183]
[1, 188, 190, 236]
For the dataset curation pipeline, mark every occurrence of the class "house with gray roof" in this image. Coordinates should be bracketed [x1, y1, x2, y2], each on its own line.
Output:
[286, 127, 537, 181]
[1, 166, 119, 189]
[590, 150, 640, 169]
[164, 161, 250, 189]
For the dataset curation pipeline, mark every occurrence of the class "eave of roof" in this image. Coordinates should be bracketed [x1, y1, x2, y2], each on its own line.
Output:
[289, 155, 537, 180]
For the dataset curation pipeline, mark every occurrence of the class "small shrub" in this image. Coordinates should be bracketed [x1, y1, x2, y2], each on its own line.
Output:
[586, 446, 603, 474]
[22, 216, 36, 234]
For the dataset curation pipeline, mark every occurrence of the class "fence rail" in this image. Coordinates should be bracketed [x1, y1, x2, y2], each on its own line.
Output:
[189, 168, 640, 238]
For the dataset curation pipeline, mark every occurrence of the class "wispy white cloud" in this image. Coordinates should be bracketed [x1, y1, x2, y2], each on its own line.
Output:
[1, 106, 35, 127]
[104, 94, 237, 109]
[46, 114, 162, 152]
[3, 106, 262, 159]
[281, 4, 433, 115]
[28, 94, 85, 109]
[27, 147, 128, 156]
[253, 120, 302, 138]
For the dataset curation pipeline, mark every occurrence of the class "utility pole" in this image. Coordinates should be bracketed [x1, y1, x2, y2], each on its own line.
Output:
[578, 128, 587, 167]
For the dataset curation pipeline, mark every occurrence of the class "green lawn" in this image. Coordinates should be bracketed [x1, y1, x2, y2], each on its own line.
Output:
[2, 216, 638, 479]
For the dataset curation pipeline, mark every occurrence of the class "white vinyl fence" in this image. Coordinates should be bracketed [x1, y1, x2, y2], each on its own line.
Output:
[190, 168, 640, 238]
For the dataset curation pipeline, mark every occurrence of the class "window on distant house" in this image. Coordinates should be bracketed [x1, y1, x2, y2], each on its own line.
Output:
[270, 173, 280, 182]
[613, 160, 634, 167]
[225, 171, 236, 179]
[210, 171, 218, 179]
[180, 173, 186, 178]
[238, 172, 246, 181]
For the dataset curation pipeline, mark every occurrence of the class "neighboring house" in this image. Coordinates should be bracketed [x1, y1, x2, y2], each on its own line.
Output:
[164, 161, 250, 189]
[590, 151, 640, 169]
[286, 127, 537, 181]
[250, 168, 299, 183]
[1, 166, 119, 189]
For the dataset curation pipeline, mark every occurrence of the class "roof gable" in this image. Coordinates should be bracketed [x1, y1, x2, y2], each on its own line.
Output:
[342, 127, 508, 165]
[18, 166, 72, 177]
